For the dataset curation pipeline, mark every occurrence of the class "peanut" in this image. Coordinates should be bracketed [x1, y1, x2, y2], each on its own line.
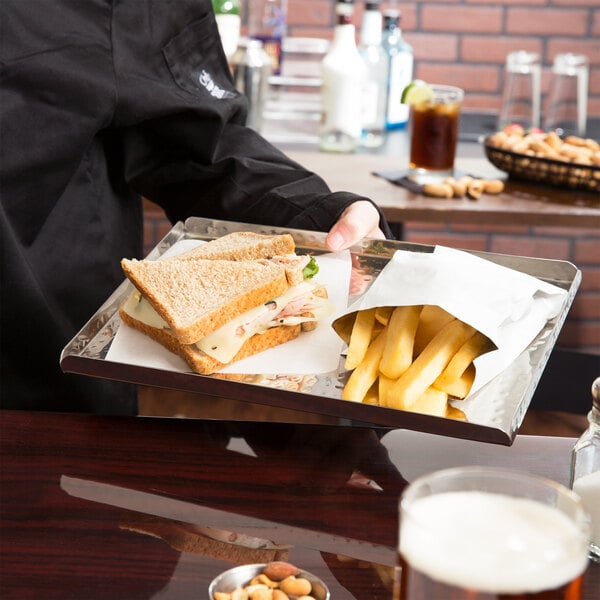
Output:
[466, 179, 484, 200]
[231, 589, 249, 600]
[279, 576, 313, 597]
[488, 128, 600, 167]
[483, 179, 504, 194]
[272, 591, 290, 600]
[422, 182, 453, 198]
[263, 562, 300, 582]
[250, 575, 278, 589]
[249, 588, 272, 600]
[444, 177, 467, 198]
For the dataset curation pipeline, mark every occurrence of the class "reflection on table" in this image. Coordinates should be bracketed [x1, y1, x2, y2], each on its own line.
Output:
[1, 409, 598, 599]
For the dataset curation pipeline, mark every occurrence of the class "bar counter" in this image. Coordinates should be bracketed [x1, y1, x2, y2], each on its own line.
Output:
[286, 150, 600, 229]
[1, 409, 598, 599]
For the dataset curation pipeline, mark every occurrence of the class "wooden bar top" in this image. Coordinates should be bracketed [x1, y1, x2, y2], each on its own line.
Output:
[1, 409, 598, 599]
[286, 150, 600, 228]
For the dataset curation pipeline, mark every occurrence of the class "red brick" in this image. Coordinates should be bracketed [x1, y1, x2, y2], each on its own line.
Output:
[546, 38, 600, 66]
[532, 226, 597, 237]
[404, 222, 447, 231]
[594, 11, 600, 37]
[574, 239, 600, 265]
[450, 223, 530, 235]
[404, 232, 488, 252]
[552, 0, 600, 6]
[422, 6, 503, 34]
[580, 268, 600, 292]
[557, 321, 600, 350]
[568, 293, 600, 320]
[490, 236, 571, 259]
[461, 36, 542, 64]
[416, 64, 498, 94]
[506, 8, 588, 36]
[409, 34, 458, 62]
[287, 1, 332, 28]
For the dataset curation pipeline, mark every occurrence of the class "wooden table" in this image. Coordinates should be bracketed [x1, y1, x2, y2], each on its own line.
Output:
[1, 409, 598, 599]
[286, 150, 600, 228]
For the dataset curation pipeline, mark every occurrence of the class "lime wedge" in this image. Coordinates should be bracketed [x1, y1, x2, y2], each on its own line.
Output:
[401, 80, 434, 105]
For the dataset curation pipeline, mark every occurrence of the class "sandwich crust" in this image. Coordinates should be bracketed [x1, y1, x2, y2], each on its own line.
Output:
[120, 258, 288, 344]
[174, 232, 296, 262]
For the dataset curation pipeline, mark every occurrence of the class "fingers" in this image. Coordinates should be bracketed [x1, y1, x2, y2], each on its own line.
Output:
[325, 201, 385, 252]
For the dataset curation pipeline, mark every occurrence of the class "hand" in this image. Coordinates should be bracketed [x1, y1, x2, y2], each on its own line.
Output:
[325, 200, 386, 252]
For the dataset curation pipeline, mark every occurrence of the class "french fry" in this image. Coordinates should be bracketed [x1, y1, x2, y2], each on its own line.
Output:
[413, 305, 455, 356]
[375, 306, 394, 327]
[434, 364, 476, 399]
[378, 373, 396, 408]
[363, 380, 380, 405]
[342, 329, 388, 402]
[404, 387, 448, 417]
[434, 331, 493, 389]
[446, 404, 467, 421]
[345, 308, 377, 370]
[384, 319, 477, 410]
[379, 305, 423, 379]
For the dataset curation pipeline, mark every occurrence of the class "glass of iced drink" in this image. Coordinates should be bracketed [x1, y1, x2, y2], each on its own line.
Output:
[398, 466, 590, 600]
[408, 84, 463, 183]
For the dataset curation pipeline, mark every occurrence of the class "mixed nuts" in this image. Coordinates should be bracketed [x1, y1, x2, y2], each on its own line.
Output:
[213, 561, 319, 600]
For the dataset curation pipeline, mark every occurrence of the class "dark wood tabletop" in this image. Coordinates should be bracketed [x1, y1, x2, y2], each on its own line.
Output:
[1, 409, 598, 599]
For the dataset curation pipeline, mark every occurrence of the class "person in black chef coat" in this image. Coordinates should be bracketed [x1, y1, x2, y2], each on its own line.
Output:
[0, 0, 392, 414]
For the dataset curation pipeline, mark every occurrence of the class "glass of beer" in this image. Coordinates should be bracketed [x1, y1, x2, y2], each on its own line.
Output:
[398, 466, 590, 600]
[408, 84, 463, 184]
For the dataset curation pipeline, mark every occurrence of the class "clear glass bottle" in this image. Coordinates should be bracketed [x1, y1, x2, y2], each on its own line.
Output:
[382, 8, 413, 130]
[319, 0, 367, 153]
[570, 377, 600, 562]
[359, 1, 387, 148]
[248, 0, 287, 75]
[212, 0, 241, 60]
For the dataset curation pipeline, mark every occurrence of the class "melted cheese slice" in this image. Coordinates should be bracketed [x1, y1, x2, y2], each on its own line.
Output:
[121, 281, 333, 364]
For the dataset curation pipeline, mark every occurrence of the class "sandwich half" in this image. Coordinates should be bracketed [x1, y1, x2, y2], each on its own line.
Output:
[119, 232, 332, 374]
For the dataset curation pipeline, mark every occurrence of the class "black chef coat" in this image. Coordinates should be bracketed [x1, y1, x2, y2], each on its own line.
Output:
[0, 0, 392, 414]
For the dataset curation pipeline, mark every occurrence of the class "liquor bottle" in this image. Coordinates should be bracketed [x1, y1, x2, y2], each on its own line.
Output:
[382, 8, 413, 129]
[212, 0, 241, 60]
[359, 1, 387, 148]
[319, 0, 367, 153]
[248, 0, 287, 75]
[570, 377, 600, 562]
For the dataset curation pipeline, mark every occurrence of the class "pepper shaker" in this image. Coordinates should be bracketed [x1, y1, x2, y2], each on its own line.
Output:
[570, 377, 600, 562]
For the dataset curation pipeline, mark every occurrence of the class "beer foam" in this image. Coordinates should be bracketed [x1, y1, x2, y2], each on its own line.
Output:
[400, 491, 588, 594]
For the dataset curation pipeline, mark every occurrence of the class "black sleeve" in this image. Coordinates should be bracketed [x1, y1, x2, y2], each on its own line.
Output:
[115, 2, 393, 238]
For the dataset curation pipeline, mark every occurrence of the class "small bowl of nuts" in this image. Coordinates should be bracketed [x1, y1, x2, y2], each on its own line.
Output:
[208, 561, 330, 600]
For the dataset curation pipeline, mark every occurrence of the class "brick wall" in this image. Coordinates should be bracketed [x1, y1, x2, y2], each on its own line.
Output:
[283, 0, 600, 118]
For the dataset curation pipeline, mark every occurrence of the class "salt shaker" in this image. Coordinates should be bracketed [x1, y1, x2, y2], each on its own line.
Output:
[570, 377, 600, 562]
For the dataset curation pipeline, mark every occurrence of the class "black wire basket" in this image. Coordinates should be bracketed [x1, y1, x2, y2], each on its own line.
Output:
[484, 137, 600, 193]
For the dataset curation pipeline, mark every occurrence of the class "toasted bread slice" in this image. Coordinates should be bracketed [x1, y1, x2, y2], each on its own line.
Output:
[120, 258, 288, 345]
[174, 232, 296, 262]
[119, 307, 301, 374]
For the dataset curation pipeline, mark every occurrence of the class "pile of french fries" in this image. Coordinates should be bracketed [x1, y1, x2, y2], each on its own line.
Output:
[339, 305, 495, 419]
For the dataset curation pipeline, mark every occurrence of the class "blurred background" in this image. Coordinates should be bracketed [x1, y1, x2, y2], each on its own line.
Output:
[264, 0, 599, 120]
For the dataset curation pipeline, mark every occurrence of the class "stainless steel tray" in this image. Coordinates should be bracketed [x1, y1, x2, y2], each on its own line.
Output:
[60, 218, 581, 445]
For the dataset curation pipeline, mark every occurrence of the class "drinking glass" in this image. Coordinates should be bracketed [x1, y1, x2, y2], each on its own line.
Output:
[544, 53, 589, 137]
[498, 50, 541, 131]
[398, 466, 590, 600]
[408, 84, 463, 184]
